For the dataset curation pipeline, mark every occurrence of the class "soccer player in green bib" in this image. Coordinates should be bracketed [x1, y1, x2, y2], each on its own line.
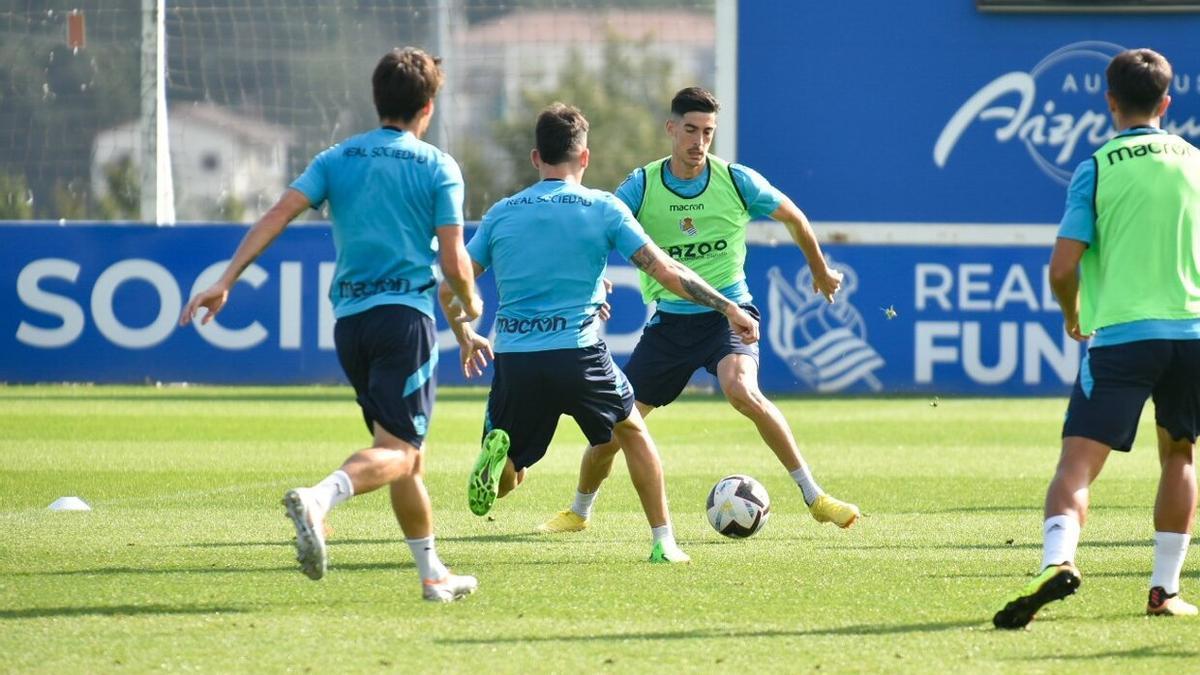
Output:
[994, 49, 1200, 629]
[537, 87, 860, 534]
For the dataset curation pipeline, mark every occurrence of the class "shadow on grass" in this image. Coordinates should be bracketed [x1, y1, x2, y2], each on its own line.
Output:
[934, 569, 1200, 582]
[21, 561, 404, 576]
[10, 388, 488, 405]
[437, 619, 984, 645]
[439, 533, 606, 544]
[891, 504, 1146, 516]
[186, 538, 391, 548]
[822, 540, 1150, 552]
[1077, 569, 1200, 580]
[891, 505, 1041, 515]
[1006, 645, 1200, 661]
[186, 532, 564, 548]
[0, 604, 244, 620]
[19, 558, 571, 576]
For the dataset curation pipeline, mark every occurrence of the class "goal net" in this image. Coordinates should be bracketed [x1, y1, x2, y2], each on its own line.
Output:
[0, 0, 717, 223]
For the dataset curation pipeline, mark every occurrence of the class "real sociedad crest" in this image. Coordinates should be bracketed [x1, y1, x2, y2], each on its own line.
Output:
[680, 217, 698, 236]
[766, 260, 884, 392]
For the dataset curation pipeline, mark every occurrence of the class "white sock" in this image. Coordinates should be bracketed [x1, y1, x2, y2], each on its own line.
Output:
[310, 470, 353, 517]
[570, 490, 598, 519]
[1041, 514, 1082, 570]
[1150, 531, 1191, 595]
[651, 524, 677, 549]
[790, 465, 824, 506]
[405, 536, 450, 583]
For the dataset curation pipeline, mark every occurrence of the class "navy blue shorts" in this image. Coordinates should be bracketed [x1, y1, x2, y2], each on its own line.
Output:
[1063, 340, 1200, 452]
[484, 342, 635, 471]
[334, 304, 437, 448]
[622, 304, 760, 407]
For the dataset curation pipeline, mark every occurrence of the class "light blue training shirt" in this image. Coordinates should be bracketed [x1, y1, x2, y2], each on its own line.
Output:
[615, 160, 784, 314]
[1057, 126, 1200, 346]
[467, 178, 651, 353]
[290, 126, 464, 320]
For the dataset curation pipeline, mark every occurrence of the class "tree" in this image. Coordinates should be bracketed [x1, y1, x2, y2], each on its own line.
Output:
[0, 171, 33, 220]
[53, 180, 89, 220]
[96, 156, 140, 220]
[465, 0, 713, 25]
[0, 1, 141, 220]
[482, 34, 688, 207]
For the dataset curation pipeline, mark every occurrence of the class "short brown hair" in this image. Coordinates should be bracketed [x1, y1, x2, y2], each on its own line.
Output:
[671, 86, 719, 117]
[535, 103, 589, 165]
[372, 47, 444, 122]
[1107, 49, 1172, 117]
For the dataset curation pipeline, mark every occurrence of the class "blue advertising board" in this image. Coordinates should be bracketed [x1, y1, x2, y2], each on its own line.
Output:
[1, 224, 1077, 394]
[737, 1, 1200, 223]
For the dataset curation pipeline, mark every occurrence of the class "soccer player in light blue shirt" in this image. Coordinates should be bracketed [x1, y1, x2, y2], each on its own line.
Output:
[442, 103, 757, 563]
[182, 48, 481, 602]
[290, 126, 464, 320]
[465, 181, 647, 353]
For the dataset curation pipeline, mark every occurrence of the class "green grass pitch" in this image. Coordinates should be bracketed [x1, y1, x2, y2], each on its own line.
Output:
[1, 385, 1197, 672]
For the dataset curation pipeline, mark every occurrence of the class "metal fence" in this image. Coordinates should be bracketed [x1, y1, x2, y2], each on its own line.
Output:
[0, 0, 716, 223]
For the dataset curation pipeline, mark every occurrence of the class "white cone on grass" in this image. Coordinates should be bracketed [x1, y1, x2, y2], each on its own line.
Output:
[48, 496, 91, 511]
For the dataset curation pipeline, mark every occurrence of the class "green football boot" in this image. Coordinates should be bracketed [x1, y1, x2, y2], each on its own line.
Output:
[468, 429, 510, 516]
[648, 539, 691, 564]
[993, 563, 1081, 629]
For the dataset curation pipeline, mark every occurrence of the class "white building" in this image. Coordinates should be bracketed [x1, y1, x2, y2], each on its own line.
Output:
[92, 103, 292, 222]
[449, 9, 715, 157]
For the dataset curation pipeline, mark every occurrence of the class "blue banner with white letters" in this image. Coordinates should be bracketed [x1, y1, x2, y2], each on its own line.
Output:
[737, 1, 1200, 223]
[1, 224, 1076, 394]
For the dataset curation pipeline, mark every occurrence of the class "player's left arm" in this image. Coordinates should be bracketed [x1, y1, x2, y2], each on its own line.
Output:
[733, 164, 841, 303]
[180, 188, 310, 326]
[769, 196, 842, 304]
[438, 259, 493, 378]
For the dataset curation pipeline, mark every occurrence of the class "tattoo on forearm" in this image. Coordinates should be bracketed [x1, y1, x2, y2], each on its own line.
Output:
[678, 266, 730, 312]
[630, 247, 659, 274]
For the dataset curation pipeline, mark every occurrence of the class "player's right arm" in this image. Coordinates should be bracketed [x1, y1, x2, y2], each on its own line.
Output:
[179, 188, 310, 326]
[629, 242, 759, 345]
[1049, 159, 1097, 343]
[1049, 238, 1088, 342]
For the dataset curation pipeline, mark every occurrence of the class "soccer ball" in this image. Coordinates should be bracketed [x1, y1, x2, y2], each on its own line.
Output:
[706, 474, 770, 538]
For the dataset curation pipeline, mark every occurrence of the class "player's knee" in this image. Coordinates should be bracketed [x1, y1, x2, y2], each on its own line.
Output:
[1161, 434, 1194, 458]
[612, 421, 649, 452]
[590, 436, 622, 459]
[387, 445, 422, 479]
[726, 382, 767, 417]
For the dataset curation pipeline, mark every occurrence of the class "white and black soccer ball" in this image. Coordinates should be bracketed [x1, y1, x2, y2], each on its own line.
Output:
[706, 474, 771, 538]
